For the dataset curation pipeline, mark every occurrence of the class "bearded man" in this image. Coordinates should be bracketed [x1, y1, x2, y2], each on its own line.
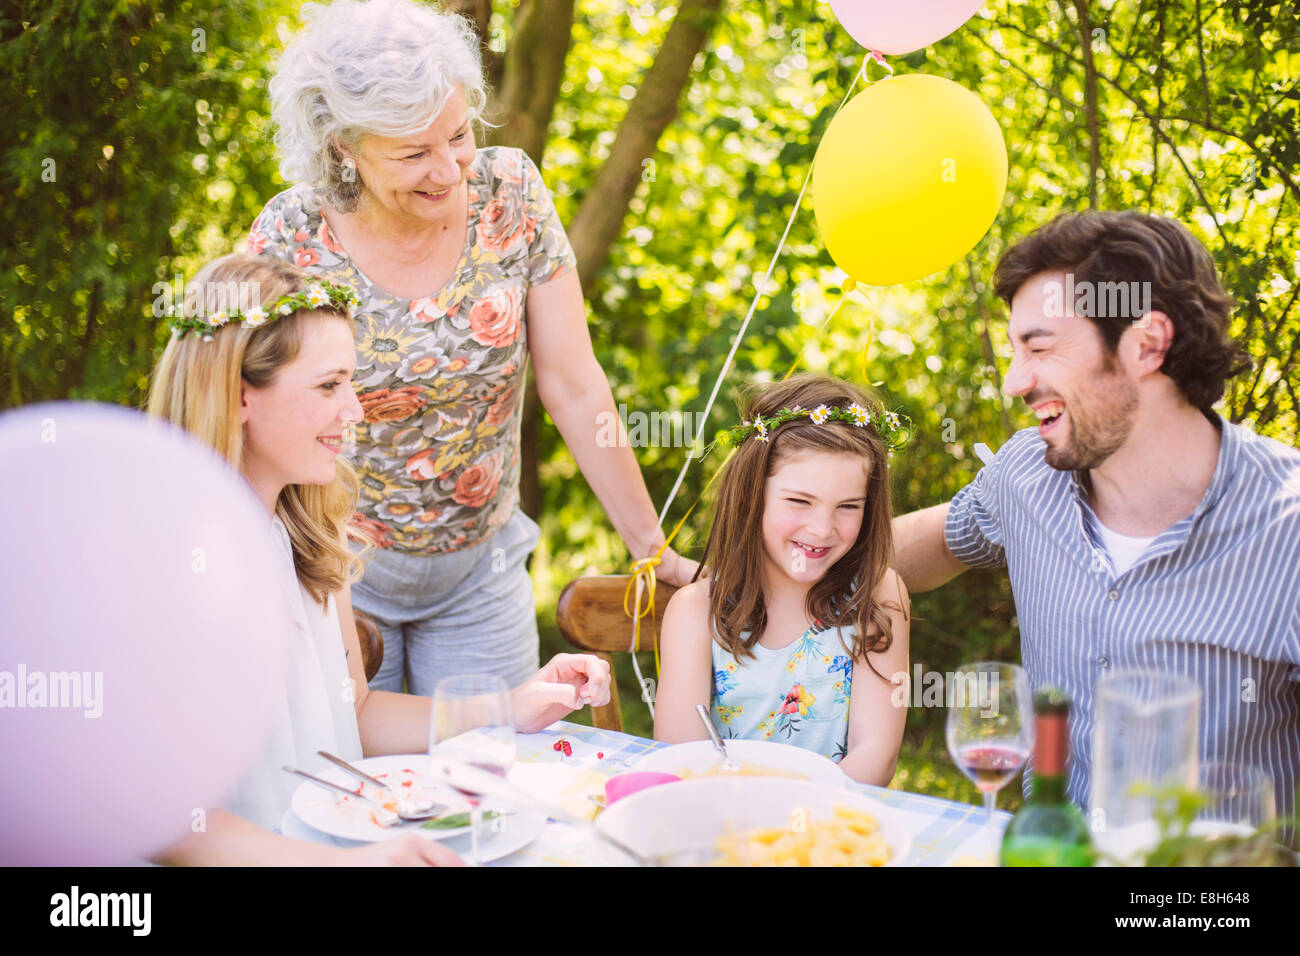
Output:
[894, 211, 1300, 831]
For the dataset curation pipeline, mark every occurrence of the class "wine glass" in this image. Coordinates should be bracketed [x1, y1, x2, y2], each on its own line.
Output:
[945, 662, 1034, 859]
[429, 673, 516, 865]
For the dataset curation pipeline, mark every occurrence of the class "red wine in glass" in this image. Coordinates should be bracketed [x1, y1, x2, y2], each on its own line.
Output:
[444, 759, 509, 800]
[958, 743, 1030, 793]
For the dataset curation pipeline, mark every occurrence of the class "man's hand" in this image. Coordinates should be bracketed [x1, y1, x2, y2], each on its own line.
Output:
[512, 653, 613, 734]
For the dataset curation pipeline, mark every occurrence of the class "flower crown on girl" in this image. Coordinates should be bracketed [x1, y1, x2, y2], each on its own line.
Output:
[165, 280, 360, 339]
[716, 401, 912, 452]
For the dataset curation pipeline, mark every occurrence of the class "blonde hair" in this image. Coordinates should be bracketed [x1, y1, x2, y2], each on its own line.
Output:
[147, 254, 366, 607]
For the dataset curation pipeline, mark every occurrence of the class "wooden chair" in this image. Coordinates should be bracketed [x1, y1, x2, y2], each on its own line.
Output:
[352, 608, 385, 683]
[556, 574, 678, 732]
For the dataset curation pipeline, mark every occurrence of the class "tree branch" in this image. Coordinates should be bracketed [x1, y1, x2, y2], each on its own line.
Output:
[568, 0, 725, 296]
[1071, 0, 1102, 207]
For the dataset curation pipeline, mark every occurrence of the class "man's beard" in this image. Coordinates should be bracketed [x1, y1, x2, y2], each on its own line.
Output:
[1043, 368, 1138, 472]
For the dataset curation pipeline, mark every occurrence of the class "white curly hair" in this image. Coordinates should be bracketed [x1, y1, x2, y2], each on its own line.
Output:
[269, 0, 488, 211]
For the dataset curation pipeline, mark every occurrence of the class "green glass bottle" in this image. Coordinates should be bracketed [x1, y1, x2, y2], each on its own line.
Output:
[1000, 687, 1096, 867]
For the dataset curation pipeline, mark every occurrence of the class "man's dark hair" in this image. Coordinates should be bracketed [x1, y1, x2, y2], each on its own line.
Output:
[994, 210, 1251, 414]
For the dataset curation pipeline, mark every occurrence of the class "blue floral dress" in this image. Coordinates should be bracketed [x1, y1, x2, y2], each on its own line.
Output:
[710, 623, 856, 763]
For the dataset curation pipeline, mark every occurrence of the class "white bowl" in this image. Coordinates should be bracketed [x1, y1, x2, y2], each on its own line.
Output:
[629, 739, 852, 788]
[595, 776, 912, 866]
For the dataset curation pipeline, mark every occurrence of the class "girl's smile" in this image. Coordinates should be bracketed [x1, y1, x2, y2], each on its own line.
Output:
[762, 449, 870, 589]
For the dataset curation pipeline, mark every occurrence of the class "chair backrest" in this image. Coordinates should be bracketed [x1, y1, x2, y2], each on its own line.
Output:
[555, 574, 678, 732]
[352, 608, 385, 683]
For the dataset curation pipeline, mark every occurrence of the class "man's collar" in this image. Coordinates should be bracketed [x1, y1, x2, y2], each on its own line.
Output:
[1069, 412, 1238, 519]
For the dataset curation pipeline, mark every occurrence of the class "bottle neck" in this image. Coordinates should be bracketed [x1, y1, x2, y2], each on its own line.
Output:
[1032, 711, 1068, 804]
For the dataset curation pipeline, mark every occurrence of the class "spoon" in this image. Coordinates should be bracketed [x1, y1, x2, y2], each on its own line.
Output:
[316, 750, 438, 816]
[695, 704, 740, 773]
[282, 766, 448, 825]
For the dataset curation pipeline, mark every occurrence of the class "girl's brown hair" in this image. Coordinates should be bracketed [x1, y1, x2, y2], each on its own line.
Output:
[147, 253, 365, 607]
[694, 374, 901, 677]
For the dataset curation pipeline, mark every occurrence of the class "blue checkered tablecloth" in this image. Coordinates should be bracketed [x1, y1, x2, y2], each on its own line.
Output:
[496, 720, 1010, 867]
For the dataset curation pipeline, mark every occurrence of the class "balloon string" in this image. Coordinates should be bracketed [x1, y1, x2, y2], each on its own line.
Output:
[627, 54, 879, 710]
[653, 52, 876, 529]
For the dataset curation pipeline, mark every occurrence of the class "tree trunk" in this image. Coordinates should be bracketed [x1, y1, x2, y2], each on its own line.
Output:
[568, 0, 725, 296]
[472, 0, 725, 518]
[486, 0, 576, 164]
[444, 0, 504, 92]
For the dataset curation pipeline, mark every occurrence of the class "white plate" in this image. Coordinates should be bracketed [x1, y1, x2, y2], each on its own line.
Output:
[628, 739, 852, 788]
[287, 754, 547, 856]
[596, 777, 912, 866]
[280, 804, 548, 864]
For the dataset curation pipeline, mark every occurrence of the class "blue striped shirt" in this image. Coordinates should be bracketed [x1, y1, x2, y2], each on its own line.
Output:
[945, 416, 1300, 821]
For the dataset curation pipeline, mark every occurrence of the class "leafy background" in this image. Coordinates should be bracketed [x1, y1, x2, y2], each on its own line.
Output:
[3, 0, 1296, 808]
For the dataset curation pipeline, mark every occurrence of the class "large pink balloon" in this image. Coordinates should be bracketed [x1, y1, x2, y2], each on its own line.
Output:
[0, 403, 290, 864]
[829, 0, 986, 55]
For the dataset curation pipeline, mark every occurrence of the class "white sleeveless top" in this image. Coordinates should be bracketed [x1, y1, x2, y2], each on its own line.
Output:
[224, 517, 364, 830]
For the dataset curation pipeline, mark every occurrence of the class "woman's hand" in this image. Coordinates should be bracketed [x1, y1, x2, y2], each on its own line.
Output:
[340, 833, 467, 866]
[652, 546, 701, 588]
[511, 653, 612, 734]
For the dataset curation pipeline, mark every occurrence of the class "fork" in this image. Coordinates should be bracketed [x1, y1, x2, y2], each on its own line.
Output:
[316, 750, 438, 815]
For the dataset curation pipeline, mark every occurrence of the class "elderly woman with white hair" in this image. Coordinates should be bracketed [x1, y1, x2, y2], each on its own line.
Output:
[250, 0, 697, 696]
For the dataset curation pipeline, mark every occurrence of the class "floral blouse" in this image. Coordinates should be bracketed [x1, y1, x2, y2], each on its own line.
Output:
[248, 147, 577, 554]
[710, 623, 856, 763]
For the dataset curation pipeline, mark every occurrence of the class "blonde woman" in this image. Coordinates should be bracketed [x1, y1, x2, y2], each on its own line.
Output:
[150, 254, 609, 865]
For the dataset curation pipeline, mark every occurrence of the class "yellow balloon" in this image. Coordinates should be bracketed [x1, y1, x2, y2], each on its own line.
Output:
[812, 74, 1007, 286]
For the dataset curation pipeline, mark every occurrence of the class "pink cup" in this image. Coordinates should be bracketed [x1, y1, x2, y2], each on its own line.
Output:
[604, 772, 682, 806]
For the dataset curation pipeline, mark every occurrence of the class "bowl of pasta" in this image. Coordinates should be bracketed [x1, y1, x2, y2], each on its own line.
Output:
[594, 777, 911, 866]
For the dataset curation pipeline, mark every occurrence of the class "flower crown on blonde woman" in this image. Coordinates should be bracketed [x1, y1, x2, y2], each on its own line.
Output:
[166, 280, 360, 340]
[716, 402, 912, 452]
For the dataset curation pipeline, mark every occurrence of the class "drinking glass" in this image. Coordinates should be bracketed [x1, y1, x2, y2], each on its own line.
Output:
[1192, 762, 1275, 839]
[1089, 670, 1199, 864]
[429, 674, 516, 865]
[945, 662, 1034, 858]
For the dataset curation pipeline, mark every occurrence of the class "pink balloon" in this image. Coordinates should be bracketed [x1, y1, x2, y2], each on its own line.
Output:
[0, 403, 290, 864]
[828, 0, 986, 55]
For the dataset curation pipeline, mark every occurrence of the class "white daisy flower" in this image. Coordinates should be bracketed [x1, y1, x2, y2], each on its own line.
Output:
[810, 405, 830, 425]
[756, 419, 769, 442]
[208, 310, 227, 326]
[278, 303, 294, 315]
[243, 305, 267, 327]
[848, 403, 869, 426]
[306, 286, 330, 308]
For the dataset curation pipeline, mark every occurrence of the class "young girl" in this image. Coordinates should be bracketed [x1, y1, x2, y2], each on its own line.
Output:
[655, 374, 910, 786]
[148, 253, 610, 865]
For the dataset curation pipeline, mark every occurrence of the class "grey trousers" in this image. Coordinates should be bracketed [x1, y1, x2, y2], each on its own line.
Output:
[353, 507, 542, 696]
